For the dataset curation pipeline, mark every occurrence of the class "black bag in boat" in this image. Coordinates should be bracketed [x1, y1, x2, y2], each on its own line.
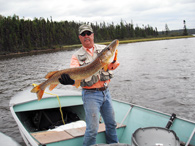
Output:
[32, 108, 80, 131]
[131, 127, 180, 146]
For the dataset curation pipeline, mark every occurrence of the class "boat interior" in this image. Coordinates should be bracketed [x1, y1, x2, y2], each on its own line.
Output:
[16, 105, 85, 132]
[16, 104, 126, 145]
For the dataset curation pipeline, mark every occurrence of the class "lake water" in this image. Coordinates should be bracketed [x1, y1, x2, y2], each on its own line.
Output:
[0, 37, 195, 145]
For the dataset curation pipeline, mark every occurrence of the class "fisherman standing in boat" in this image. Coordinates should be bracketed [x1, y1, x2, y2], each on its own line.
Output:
[59, 24, 120, 146]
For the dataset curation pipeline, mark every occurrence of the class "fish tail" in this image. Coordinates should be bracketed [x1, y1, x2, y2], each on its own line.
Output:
[31, 85, 44, 100]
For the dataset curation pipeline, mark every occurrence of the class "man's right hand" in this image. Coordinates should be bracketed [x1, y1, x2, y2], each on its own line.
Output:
[59, 74, 75, 85]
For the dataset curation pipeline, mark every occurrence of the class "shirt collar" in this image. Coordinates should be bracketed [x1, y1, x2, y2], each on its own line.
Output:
[83, 46, 94, 56]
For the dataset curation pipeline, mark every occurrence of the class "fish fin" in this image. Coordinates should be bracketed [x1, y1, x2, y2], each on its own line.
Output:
[75, 80, 81, 88]
[31, 85, 44, 100]
[49, 84, 58, 91]
[103, 65, 108, 71]
[31, 85, 39, 93]
[45, 71, 58, 79]
[37, 90, 44, 101]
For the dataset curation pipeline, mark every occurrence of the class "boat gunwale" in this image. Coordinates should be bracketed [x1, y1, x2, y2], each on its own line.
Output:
[10, 94, 195, 124]
[10, 94, 82, 107]
[10, 106, 39, 146]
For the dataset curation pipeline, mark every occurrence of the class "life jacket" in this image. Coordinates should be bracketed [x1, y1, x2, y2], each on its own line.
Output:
[74, 44, 113, 87]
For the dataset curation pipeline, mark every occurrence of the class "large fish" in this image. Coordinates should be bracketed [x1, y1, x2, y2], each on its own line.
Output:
[31, 39, 119, 100]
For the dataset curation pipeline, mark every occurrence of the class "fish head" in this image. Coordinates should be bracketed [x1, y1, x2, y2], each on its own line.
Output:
[99, 39, 119, 64]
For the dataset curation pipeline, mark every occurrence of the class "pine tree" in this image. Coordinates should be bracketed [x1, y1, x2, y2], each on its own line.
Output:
[183, 20, 188, 36]
[165, 24, 169, 35]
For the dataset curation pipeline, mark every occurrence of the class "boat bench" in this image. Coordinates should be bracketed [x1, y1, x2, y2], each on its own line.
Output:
[31, 123, 126, 145]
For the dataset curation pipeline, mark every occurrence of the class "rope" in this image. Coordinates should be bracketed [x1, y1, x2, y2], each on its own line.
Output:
[32, 83, 65, 125]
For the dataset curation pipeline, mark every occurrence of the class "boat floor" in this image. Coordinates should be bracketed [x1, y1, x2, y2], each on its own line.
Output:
[31, 123, 126, 145]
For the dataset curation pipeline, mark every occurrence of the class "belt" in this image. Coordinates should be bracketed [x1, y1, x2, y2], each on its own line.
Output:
[84, 86, 108, 91]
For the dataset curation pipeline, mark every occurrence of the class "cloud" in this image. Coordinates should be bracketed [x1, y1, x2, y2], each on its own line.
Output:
[0, 0, 194, 30]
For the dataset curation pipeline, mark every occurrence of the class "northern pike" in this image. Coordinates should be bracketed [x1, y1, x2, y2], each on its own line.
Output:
[31, 39, 119, 100]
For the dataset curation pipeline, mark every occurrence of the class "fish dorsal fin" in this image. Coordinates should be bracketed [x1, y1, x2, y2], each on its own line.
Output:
[75, 80, 81, 88]
[49, 84, 58, 91]
[45, 71, 58, 79]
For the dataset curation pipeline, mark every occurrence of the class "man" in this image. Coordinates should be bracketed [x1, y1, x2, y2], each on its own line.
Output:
[59, 24, 120, 146]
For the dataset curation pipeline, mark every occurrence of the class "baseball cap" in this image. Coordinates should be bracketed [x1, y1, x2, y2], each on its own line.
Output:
[78, 24, 93, 35]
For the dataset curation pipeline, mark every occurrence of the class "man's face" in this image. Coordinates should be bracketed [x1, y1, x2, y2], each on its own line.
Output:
[79, 31, 94, 49]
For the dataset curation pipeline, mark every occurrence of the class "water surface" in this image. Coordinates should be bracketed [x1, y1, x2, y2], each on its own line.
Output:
[0, 38, 195, 145]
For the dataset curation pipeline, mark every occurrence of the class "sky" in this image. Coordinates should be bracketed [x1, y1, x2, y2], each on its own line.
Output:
[0, 0, 194, 31]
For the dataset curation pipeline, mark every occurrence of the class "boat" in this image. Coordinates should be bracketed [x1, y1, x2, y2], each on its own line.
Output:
[10, 87, 195, 146]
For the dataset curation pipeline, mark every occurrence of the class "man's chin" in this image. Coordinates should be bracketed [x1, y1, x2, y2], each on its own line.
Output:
[84, 41, 91, 46]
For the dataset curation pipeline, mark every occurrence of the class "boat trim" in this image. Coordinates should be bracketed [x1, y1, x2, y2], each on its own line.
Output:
[185, 127, 195, 146]
[119, 105, 133, 127]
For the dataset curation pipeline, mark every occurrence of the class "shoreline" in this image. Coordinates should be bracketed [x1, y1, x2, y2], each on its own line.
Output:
[1, 35, 194, 59]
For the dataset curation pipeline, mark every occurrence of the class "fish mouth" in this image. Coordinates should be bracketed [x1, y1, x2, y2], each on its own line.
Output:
[109, 39, 119, 51]
[112, 39, 119, 48]
[116, 39, 119, 47]
[99, 39, 119, 63]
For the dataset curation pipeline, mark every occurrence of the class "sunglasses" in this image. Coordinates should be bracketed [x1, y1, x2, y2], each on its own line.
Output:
[80, 31, 92, 36]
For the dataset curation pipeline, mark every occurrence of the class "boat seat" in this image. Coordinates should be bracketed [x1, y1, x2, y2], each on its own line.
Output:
[131, 127, 180, 146]
[31, 123, 126, 145]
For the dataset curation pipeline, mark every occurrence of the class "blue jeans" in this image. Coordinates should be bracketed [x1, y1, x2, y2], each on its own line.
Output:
[82, 88, 118, 146]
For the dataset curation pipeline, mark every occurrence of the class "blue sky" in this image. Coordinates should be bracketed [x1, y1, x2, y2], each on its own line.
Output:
[0, 0, 194, 31]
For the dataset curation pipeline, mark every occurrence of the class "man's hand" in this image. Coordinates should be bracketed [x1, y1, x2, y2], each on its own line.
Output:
[59, 74, 75, 85]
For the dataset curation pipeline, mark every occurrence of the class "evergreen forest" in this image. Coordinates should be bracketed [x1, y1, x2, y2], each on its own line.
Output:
[0, 14, 160, 55]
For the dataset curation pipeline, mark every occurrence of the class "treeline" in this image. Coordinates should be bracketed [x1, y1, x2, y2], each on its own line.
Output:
[0, 14, 158, 54]
[166, 28, 195, 36]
